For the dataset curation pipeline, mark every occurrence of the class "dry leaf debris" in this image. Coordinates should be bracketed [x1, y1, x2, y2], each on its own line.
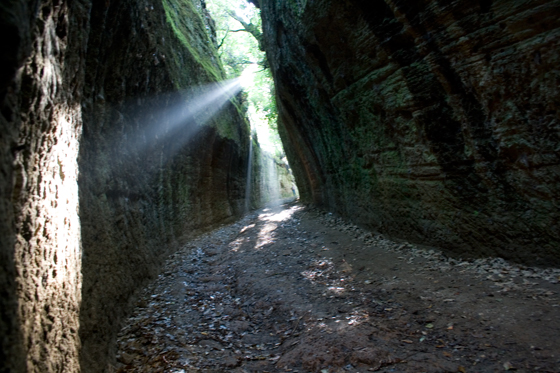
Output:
[115, 204, 560, 372]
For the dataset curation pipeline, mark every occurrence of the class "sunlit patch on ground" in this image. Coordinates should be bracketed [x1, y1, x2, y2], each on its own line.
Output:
[115, 204, 560, 372]
[259, 205, 301, 222]
[256, 222, 277, 249]
[301, 258, 355, 300]
[238, 223, 255, 234]
[253, 205, 302, 249]
[228, 236, 246, 252]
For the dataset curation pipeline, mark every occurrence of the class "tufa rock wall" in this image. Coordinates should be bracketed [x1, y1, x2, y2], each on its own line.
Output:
[258, 0, 560, 265]
[0, 1, 42, 371]
[2, 0, 91, 371]
[0, 0, 251, 371]
[78, 0, 250, 370]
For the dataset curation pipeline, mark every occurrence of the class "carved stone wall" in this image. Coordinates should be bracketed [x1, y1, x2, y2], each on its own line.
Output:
[0, 0, 251, 371]
[259, 0, 560, 265]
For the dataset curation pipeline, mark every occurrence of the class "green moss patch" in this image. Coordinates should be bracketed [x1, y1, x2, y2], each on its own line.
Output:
[162, 0, 223, 83]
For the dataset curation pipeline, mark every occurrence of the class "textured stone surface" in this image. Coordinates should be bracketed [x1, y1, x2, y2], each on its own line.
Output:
[5, 0, 90, 371]
[0, 0, 252, 371]
[0, 1, 37, 371]
[78, 1, 251, 369]
[259, 0, 560, 265]
[3, 0, 559, 371]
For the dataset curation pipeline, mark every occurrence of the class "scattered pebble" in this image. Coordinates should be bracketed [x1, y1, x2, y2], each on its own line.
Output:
[115, 204, 560, 372]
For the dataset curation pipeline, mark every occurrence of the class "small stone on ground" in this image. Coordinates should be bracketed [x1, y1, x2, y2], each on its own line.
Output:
[115, 203, 560, 372]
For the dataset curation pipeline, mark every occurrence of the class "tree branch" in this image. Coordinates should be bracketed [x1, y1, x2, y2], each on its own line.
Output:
[227, 10, 264, 51]
[217, 26, 230, 50]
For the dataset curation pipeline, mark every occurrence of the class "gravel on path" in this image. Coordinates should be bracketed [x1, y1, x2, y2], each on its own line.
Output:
[115, 203, 560, 373]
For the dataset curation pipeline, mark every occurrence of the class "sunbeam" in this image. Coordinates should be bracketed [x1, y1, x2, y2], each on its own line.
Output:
[88, 76, 247, 176]
[129, 77, 244, 154]
[245, 130, 254, 213]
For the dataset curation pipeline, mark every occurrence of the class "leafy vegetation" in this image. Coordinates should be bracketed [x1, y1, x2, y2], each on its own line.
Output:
[205, 0, 263, 76]
[205, 0, 283, 157]
[161, 0, 250, 142]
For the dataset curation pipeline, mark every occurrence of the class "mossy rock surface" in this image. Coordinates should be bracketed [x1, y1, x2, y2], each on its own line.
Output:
[260, 0, 560, 265]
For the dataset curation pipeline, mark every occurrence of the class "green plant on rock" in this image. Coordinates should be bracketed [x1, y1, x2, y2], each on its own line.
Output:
[162, 0, 224, 83]
[286, 0, 307, 17]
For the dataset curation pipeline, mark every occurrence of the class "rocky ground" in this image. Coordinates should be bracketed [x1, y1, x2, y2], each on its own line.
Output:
[114, 203, 560, 373]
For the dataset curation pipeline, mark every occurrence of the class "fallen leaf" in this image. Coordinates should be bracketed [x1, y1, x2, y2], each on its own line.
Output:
[341, 261, 353, 273]
[458, 366, 467, 373]
[503, 361, 514, 370]
[402, 339, 413, 344]
[426, 323, 434, 329]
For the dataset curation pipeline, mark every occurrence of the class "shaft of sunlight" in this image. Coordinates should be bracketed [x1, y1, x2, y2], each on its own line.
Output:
[128, 77, 243, 155]
[245, 129, 254, 213]
[184, 77, 243, 127]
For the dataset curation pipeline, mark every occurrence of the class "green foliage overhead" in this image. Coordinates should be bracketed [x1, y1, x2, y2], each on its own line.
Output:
[206, 0, 281, 156]
[205, 0, 263, 77]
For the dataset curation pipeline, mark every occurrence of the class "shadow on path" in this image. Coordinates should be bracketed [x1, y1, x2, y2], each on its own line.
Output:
[115, 203, 560, 372]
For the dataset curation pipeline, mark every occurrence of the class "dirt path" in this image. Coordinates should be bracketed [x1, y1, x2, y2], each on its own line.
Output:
[115, 203, 560, 373]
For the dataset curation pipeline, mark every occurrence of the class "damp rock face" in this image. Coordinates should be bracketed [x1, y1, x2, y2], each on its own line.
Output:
[258, 0, 560, 265]
[1, 1, 91, 372]
[0, 0, 250, 372]
[78, 0, 250, 370]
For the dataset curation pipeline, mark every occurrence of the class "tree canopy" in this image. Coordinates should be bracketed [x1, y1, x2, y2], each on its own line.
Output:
[206, 0, 282, 157]
[205, 0, 263, 76]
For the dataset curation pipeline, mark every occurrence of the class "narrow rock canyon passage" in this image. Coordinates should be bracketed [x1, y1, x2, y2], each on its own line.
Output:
[2, 0, 560, 372]
[115, 203, 560, 372]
